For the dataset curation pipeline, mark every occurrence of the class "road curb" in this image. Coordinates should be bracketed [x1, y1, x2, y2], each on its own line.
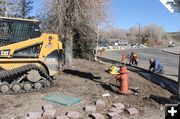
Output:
[104, 47, 149, 52]
[161, 49, 179, 55]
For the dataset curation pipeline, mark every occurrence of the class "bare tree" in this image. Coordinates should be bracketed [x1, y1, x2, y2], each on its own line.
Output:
[16, 0, 33, 18]
[41, 0, 109, 65]
[103, 27, 126, 40]
[127, 26, 139, 42]
[127, 24, 165, 44]
[0, 0, 19, 17]
[143, 24, 165, 40]
[0, 0, 5, 16]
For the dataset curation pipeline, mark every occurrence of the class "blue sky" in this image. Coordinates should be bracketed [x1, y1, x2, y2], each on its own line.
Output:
[109, 0, 180, 32]
[33, 0, 180, 32]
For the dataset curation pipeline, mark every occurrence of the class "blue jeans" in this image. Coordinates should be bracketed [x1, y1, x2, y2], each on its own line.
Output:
[154, 68, 164, 73]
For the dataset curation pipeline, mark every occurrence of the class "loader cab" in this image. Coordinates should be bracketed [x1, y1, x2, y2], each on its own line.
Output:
[0, 17, 41, 46]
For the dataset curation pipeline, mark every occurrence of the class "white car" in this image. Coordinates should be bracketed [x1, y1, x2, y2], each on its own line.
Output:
[168, 42, 175, 47]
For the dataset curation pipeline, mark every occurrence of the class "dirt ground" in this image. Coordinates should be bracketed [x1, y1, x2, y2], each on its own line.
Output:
[0, 59, 173, 119]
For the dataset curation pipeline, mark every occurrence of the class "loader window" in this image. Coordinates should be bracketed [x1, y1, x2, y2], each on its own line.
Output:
[13, 44, 41, 58]
[0, 22, 10, 41]
[0, 18, 41, 46]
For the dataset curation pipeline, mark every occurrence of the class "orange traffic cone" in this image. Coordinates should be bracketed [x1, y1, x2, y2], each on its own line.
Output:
[121, 52, 126, 61]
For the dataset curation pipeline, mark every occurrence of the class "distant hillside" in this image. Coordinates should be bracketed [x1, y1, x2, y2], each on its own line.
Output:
[167, 32, 180, 43]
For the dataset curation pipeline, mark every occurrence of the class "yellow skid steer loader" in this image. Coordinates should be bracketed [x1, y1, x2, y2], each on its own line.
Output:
[0, 17, 63, 94]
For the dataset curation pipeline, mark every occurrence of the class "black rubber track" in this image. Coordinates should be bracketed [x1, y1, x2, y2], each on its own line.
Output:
[0, 64, 54, 95]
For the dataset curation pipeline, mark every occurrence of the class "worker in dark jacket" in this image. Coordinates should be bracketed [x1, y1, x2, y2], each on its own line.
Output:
[149, 58, 164, 73]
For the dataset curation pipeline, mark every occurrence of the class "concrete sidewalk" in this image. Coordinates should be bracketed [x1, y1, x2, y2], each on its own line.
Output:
[162, 47, 180, 55]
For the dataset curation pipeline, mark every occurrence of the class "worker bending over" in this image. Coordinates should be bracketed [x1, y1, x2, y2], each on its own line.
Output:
[149, 58, 164, 73]
[129, 52, 138, 66]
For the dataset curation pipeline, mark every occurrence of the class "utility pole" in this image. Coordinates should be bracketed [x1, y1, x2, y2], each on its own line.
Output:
[137, 23, 141, 45]
[95, 25, 99, 61]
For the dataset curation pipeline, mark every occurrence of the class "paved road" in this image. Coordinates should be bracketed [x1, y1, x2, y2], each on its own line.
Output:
[101, 47, 178, 81]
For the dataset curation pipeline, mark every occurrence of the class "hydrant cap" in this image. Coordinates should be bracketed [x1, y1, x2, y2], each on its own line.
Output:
[120, 66, 127, 73]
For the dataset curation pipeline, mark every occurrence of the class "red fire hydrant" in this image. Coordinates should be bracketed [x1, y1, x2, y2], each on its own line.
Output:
[115, 65, 129, 94]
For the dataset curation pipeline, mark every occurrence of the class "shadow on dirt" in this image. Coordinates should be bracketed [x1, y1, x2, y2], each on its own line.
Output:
[63, 69, 101, 80]
[63, 69, 120, 94]
[150, 94, 180, 104]
[99, 83, 119, 94]
[149, 94, 172, 104]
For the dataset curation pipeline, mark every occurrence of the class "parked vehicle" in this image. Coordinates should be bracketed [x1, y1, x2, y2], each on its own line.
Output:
[168, 41, 175, 47]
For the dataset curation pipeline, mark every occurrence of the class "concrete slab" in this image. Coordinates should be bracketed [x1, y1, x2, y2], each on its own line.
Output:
[67, 111, 80, 119]
[108, 107, 123, 114]
[112, 103, 125, 109]
[90, 113, 104, 119]
[56, 115, 69, 119]
[127, 108, 139, 115]
[25, 111, 42, 119]
[85, 106, 96, 113]
[107, 112, 120, 118]
[96, 100, 105, 110]
[37, 116, 53, 119]
[42, 109, 56, 117]
[42, 104, 54, 111]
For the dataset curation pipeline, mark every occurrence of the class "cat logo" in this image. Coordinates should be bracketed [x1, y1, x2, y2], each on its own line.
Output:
[0, 50, 10, 56]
